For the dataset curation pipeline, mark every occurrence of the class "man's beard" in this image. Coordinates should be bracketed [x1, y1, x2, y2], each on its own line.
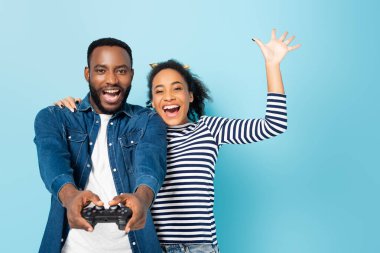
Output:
[88, 81, 131, 114]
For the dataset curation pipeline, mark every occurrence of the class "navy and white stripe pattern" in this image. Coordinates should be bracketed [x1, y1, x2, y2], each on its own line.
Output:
[151, 93, 287, 245]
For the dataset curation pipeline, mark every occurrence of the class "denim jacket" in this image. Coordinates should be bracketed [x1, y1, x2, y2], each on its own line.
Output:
[34, 94, 167, 253]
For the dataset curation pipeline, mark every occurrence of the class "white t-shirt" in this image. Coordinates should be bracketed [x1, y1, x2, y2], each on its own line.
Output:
[62, 114, 132, 253]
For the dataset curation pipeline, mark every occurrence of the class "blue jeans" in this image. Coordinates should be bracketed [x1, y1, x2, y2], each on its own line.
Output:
[161, 243, 220, 253]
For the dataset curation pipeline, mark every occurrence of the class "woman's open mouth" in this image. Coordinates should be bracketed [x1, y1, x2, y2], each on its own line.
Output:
[163, 105, 180, 117]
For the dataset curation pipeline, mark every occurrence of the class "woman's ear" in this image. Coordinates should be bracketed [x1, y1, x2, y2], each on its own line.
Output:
[189, 92, 194, 103]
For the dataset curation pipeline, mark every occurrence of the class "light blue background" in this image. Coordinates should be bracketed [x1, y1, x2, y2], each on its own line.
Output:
[0, 0, 378, 252]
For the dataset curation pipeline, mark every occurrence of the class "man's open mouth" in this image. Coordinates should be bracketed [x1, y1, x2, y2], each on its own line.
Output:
[102, 88, 121, 103]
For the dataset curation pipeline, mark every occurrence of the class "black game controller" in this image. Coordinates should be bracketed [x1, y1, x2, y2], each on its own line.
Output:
[81, 205, 133, 230]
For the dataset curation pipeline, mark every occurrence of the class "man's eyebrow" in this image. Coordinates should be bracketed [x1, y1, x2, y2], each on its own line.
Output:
[93, 64, 107, 68]
[93, 64, 130, 69]
[115, 64, 129, 69]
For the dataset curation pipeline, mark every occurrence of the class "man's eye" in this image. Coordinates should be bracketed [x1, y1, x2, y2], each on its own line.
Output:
[155, 90, 163, 94]
[95, 69, 105, 74]
[117, 69, 127, 74]
[174, 87, 183, 91]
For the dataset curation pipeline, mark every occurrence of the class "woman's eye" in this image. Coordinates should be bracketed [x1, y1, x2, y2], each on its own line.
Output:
[155, 90, 163, 94]
[174, 87, 183, 91]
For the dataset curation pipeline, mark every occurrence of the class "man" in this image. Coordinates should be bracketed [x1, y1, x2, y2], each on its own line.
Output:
[34, 38, 167, 253]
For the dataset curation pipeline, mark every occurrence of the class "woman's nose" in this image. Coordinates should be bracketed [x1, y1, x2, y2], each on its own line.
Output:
[163, 91, 175, 101]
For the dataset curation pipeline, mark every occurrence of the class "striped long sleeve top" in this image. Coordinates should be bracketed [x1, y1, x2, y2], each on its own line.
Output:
[151, 93, 287, 245]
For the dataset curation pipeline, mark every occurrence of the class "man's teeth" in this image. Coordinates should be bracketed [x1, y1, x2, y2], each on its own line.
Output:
[104, 89, 119, 94]
[163, 105, 180, 110]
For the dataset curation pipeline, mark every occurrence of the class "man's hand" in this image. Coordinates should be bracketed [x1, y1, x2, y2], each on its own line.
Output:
[109, 185, 154, 233]
[59, 184, 103, 232]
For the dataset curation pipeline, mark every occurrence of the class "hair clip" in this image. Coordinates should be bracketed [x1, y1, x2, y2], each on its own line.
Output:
[149, 63, 190, 69]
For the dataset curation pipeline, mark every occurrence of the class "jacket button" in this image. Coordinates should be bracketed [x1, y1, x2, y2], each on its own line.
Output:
[132, 242, 136, 246]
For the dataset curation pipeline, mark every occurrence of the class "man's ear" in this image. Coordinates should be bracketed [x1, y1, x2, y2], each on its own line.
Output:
[189, 92, 194, 103]
[84, 67, 90, 82]
[131, 68, 134, 81]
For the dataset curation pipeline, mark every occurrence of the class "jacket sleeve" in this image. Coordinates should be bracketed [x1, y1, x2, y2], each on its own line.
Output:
[34, 107, 76, 204]
[133, 112, 167, 199]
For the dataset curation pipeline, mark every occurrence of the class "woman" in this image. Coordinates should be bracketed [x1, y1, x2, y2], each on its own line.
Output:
[56, 29, 300, 253]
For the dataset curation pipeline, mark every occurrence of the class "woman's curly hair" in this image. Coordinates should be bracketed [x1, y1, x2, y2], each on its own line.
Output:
[146, 59, 211, 122]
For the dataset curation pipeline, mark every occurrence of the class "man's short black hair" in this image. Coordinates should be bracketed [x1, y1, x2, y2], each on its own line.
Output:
[87, 38, 133, 67]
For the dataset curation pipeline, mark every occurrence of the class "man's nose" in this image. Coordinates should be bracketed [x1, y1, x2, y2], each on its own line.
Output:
[106, 72, 118, 84]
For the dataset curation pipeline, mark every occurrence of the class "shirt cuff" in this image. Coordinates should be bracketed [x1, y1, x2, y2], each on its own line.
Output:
[268, 92, 286, 98]
[134, 175, 160, 199]
[51, 174, 77, 205]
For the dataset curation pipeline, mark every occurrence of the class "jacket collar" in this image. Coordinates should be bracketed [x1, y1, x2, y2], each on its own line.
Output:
[78, 93, 133, 118]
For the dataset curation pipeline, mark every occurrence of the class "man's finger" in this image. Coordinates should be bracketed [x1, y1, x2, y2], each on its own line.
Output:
[109, 193, 131, 206]
[126, 215, 145, 232]
[67, 203, 94, 232]
[84, 191, 103, 206]
[125, 213, 137, 233]
[69, 214, 94, 232]
[109, 195, 123, 206]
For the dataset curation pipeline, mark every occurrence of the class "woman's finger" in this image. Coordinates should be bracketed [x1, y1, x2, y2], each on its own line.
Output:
[284, 35, 295, 45]
[54, 100, 64, 107]
[288, 44, 301, 51]
[61, 97, 77, 112]
[253, 38, 265, 49]
[279, 31, 288, 42]
[271, 28, 277, 40]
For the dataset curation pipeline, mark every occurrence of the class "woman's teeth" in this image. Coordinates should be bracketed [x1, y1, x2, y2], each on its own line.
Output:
[163, 105, 180, 113]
